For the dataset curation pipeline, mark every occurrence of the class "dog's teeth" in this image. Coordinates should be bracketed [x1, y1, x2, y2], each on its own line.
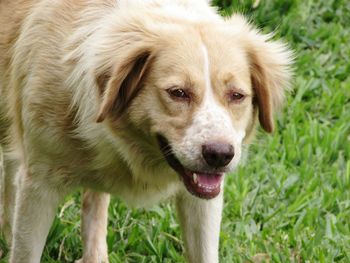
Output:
[193, 173, 198, 184]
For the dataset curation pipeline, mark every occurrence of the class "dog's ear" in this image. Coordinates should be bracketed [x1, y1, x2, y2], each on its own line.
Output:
[230, 15, 293, 132]
[247, 33, 293, 133]
[96, 46, 155, 122]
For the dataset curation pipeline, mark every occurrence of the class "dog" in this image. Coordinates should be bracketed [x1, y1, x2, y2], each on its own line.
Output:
[0, 0, 292, 262]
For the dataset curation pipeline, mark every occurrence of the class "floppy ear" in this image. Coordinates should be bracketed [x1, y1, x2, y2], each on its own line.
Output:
[229, 14, 293, 133]
[246, 33, 293, 133]
[96, 46, 155, 122]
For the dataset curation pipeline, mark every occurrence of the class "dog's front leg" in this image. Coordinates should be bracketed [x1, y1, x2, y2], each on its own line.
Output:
[176, 190, 223, 263]
[0, 153, 18, 243]
[10, 166, 63, 263]
[76, 189, 110, 263]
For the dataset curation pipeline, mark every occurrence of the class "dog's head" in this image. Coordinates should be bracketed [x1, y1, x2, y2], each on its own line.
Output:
[94, 14, 292, 199]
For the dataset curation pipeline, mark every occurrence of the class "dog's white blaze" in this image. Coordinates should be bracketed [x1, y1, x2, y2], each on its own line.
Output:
[199, 44, 245, 156]
[202, 45, 211, 96]
[173, 45, 245, 170]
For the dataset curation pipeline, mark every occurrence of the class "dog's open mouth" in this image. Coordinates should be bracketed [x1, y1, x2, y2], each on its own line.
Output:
[157, 135, 223, 199]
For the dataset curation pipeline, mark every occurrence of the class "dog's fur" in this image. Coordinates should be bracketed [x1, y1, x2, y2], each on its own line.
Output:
[0, 0, 292, 262]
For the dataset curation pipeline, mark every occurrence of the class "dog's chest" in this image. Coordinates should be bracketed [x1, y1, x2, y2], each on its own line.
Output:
[116, 177, 182, 207]
[79, 163, 182, 207]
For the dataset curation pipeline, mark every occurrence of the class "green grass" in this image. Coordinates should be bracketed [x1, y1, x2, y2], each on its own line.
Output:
[1, 0, 350, 262]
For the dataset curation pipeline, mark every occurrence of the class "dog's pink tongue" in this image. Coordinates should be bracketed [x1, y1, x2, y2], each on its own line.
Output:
[182, 170, 224, 199]
[195, 173, 223, 187]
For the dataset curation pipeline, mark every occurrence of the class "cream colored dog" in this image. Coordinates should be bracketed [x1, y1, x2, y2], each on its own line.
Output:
[0, 0, 292, 262]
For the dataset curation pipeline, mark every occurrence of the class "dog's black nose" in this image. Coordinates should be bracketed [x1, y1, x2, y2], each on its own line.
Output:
[202, 142, 234, 168]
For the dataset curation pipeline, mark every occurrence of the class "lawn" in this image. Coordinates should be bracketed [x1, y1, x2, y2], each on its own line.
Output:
[1, 0, 350, 262]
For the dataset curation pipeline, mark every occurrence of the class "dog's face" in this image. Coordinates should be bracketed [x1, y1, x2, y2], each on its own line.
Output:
[96, 16, 292, 199]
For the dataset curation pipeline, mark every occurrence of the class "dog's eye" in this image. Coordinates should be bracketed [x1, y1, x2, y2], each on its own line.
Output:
[228, 91, 245, 103]
[167, 87, 190, 100]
